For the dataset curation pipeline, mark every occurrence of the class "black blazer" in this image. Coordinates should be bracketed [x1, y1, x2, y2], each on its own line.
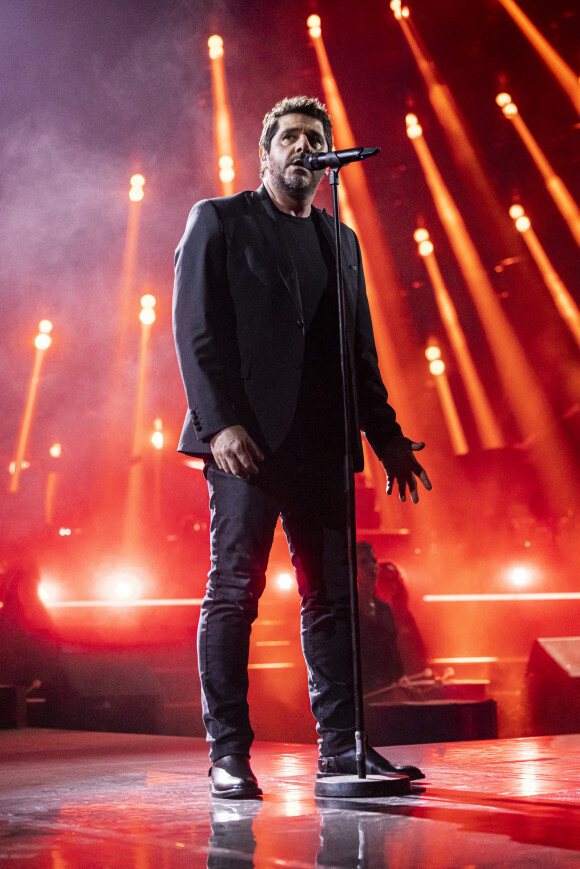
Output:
[173, 185, 401, 470]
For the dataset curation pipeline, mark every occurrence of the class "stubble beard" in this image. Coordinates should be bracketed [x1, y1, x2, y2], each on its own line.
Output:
[271, 157, 321, 200]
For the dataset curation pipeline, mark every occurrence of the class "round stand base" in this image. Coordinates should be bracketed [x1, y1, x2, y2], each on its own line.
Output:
[314, 773, 411, 798]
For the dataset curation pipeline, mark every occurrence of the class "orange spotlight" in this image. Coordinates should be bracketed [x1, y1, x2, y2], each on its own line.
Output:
[427, 351, 469, 455]
[276, 572, 293, 591]
[509, 204, 524, 220]
[152, 418, 164, 451]
[425, 344, 441, 361]
[46, 442, 62, 524]
[495, 92, 512, 107]
[505, 564, 537, 589]
[407, 117, 576, 513]
[405, 114, 422, 139]
[499, 97, 580, 249]
[496, 0, 580, 115]
[129, 174, 145, 202]
[515, 215, 531, 233]
[9, 321, 54, 493]
[207, 35, 224, 60]
[502, 102, 518, 118]
[389, 1, 409, 20]
[151, 415, 164, 523]
[509, 206, 580, 349]
[413, 228, 430, 243]
[208, 35, 236, 196]
[38, 580, 60, 604]
[139, 294, 156, 325]
[307, 14, 321, 38]
[105, 571, 143, 604]
[415, 230, 504, 449]
[34, 333, 51, 351]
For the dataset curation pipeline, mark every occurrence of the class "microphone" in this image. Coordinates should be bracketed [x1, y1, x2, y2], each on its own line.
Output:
[302, 146, 380, 171]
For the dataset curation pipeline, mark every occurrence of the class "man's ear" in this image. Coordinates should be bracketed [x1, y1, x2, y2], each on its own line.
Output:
[259, 147, 267, 165]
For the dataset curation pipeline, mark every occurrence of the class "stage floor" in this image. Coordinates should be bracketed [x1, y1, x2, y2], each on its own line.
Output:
[1, 730, 580, 867]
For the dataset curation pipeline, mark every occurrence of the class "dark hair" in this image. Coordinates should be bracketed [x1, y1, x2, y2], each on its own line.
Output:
[259, 96, 333, 176]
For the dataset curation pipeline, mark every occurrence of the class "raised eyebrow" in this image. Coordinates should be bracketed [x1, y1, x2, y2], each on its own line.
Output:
[281, 126, 324, 143]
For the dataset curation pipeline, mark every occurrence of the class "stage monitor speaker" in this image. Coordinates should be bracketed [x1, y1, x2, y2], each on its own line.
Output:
[526, 637, 580, 735]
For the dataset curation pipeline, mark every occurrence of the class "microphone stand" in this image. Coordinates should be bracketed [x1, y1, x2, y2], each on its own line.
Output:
[314, 166, 411, 799]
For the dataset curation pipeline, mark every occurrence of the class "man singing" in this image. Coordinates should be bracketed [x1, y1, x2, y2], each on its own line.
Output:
[173, 96, 431, 798]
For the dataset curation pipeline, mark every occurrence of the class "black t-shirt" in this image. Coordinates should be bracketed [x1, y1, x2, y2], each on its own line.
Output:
[275, 209, 344, 464]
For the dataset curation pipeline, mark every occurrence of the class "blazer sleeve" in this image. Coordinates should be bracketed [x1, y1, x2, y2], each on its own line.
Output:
[173, 200, 240, 442]
[352, 234, 403, 456]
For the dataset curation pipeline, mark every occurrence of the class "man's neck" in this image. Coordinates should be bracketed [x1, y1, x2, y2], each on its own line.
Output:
[263, 177, 313, 218]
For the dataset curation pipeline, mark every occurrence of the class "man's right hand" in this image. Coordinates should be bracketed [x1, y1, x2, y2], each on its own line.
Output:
[210, 425, 264, 479]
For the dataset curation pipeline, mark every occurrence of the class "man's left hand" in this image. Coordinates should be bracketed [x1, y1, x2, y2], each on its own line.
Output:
[381, 436, 432, 504]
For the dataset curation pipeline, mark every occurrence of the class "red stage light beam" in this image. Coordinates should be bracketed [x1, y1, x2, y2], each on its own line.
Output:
[509, 205, 580, 348]
[416, 231, 504, 450]
[8, 321, 53, 493]
[495, 0, 580, 116]
[208, 36, 237, 196]
[425, 348, 469, 456]
[45, 443, 62, 525]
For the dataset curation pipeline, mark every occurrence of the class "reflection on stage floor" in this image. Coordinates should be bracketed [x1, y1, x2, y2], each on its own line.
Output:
[1, 729, 580, 867]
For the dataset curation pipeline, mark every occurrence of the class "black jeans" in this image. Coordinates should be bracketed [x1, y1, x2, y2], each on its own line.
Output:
[199, 454, 355, 761]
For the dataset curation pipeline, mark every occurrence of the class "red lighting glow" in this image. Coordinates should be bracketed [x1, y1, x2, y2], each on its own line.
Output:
[34, 333, 51, 351]
[44, 598, 204, 609]
[277, 572, 293, 591]
[208, 35, 224, 60]
[424, 593, 580, 602]
[413, 228, 429, 243]
[495, 92, 512, 107]
[38, 581, 60, 604]
[129, 174, 145, 202]
[105, 571, 143, 604]
[307, 15, 322, 38]
[505, 564, 537, 588]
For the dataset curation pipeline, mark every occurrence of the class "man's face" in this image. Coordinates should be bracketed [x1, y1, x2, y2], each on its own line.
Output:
[357, 546, 378, 589]
[260, 112, 328, 199]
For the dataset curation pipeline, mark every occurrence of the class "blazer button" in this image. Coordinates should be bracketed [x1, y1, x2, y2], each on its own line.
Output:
[296, 319, 304, 328]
